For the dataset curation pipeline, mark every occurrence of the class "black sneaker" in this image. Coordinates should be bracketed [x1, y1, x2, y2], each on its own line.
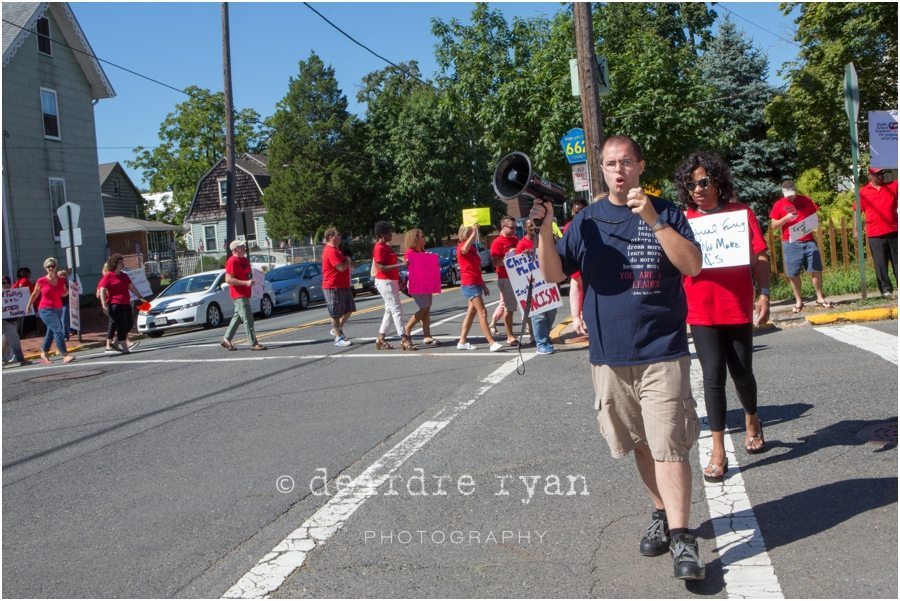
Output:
[670, 533, 705, 580]
[639, 510, 670, 557]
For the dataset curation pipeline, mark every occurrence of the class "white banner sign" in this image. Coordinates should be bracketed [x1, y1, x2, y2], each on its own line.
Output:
[571, 163, 589, 192]
[687, 210, 751, 269]
[2, 288, 32, 319]
[125, 268, 153, 300]
[252, 269, 265, 298]
[868, 110, 898, 169]
[504, 252, 563, 317]
[68, 278, 81, 332]
[788, 213, 819, 243]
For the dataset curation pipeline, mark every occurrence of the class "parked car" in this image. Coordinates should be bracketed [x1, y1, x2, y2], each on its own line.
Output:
[351, 262, 376, 296]
[264, 262, 325, 310]
[473, 242, 493, 272]
[137, 269, 274, 337]
[399, 247, 460, 289]
[249, 251, 290, 272]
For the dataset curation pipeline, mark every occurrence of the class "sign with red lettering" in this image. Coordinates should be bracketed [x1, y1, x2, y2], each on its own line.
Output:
[504, 252, 563, 317]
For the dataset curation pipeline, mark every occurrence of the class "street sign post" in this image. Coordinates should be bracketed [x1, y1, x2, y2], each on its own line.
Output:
[56, 201, 83, 341]
[560, 128, 587, 164]
[844, 63, 867, 300]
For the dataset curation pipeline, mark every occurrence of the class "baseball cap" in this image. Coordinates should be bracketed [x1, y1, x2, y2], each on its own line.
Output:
[229, 239, 247, 251]
[868, 167, 885, 175]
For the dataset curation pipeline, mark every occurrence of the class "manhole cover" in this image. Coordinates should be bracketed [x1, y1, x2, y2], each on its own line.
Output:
[857, 422, 898, 446]
[27, 369, 104, 383]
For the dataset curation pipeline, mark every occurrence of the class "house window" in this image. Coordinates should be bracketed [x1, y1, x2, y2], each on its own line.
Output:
[40, 88, 60, 139]
[112, 178, 120, 195]
[204, 225, 217, 251]
[36, 17, 52, 55]
[217, 178, 228, 206]
[48, 178, 67, 240]
[236, 210, 257, 242]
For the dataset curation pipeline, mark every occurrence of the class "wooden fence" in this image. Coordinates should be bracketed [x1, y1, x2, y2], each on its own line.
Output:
[766, 217, 872, 275]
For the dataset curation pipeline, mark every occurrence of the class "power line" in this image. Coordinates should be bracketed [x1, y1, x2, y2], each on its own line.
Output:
[301, 2, 436, 90]
[712, 2, 802, 49]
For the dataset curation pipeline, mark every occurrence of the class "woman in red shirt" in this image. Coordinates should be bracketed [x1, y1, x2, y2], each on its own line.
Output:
[675, 152, 770, 481]
[456, 224, 502, 352]
[372, 221, 412, 350]
[25, 257, 74, 364]
[98, 254, 146, 354]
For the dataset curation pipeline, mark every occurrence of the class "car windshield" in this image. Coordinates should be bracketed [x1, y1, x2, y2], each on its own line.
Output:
[265, 267, 296, 282]
[432, 247, 456, 261]
[159, 273, 218, 297]
[353, 262, 371, 276]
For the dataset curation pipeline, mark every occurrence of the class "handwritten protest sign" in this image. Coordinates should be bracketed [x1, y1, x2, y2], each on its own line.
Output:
[125, 268, 153, 300]
[687, 211, 750, 269]
[504, 252, 563, 317]
[788, 213, 819, 243]
[2, 288, 31, 319]
[68, 278, 81, 332]
[462, 207, 491, 227]
[408, 252, 442, 294]
[252, 269, 265, 298]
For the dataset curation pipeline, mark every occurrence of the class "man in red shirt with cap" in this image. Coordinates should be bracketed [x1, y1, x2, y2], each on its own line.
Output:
[859, 167, 898, 298]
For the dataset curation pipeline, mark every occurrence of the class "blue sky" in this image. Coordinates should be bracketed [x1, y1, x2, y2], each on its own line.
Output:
[68, 1, 802, 189]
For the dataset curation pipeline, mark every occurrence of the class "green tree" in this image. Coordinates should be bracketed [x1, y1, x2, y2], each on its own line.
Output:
[765, 3, 898, 182]
[127, 86, 269, 224]
[264, 52, 369, 241]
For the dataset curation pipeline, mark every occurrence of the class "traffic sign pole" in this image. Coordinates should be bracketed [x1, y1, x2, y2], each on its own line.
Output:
[66, 203, 82, 342]
[845, 63, 867, 300]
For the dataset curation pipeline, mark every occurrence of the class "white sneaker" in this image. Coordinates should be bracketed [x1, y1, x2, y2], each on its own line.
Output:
[334, 336, 352, 347]
[489, 342, 504, 352]
[456, 342, 477, 350]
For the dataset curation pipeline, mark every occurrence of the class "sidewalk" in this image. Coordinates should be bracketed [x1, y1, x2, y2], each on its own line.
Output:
[11, 304, 139, 362]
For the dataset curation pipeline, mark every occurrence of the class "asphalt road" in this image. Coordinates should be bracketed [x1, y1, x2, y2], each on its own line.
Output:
[2, 282, 896, 599]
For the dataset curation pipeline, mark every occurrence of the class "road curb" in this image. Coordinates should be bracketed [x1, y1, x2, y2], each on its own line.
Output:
[806, 306, 898, 325]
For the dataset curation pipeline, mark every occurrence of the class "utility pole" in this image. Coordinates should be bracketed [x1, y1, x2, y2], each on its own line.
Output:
[573, 3, 607, 199]
[222, 2, 237, 254]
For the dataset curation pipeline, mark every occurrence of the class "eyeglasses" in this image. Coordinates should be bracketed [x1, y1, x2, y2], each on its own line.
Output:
[603, 159, 635, 171]
[46, 264, 58, 270]
[685, 178, 711, 192]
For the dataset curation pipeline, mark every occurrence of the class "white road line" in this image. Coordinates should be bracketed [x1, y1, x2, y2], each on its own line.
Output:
[815, 324, 898, 365]
[690, 346, 783, 599]
[221, 355, 532, 599]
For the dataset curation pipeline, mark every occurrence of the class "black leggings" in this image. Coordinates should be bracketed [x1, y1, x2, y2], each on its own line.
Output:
[692, 323, 758, 432]
[108, 303, 134, 342]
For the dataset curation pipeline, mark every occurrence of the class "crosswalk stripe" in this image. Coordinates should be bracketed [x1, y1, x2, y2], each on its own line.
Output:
[815, 324, 897, 365]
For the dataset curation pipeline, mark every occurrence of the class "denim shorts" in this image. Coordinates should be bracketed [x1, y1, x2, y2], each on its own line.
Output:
[460, 284, 483, 300]
[783, 240, 823, 277]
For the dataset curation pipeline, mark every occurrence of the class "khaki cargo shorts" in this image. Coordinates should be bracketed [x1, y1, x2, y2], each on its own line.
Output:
[590, 356, 699, 462]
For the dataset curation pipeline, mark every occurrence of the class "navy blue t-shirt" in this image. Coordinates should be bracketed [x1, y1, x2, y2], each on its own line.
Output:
[556, 196, 699, 366]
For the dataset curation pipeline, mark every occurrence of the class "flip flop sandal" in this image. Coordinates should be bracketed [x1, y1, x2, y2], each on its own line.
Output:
[703, 458, 729, 482]
[421, 338, 440, 346]
[745, 430, 766, 454]
[815, 300, 833, 309]
[220, 340, 237, 351]
[791, 304, 804, 314]
[250, 344, 267, 351]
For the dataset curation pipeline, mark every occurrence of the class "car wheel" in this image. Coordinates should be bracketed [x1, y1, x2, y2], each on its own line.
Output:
[260, 294, 273, 318]
[146, 331, 165, 338]
[299, 288, 310, 310]
[205, 303, 223, 328]
[449, 269, 458, 287]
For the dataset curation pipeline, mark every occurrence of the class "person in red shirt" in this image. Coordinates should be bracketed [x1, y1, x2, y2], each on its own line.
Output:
[489, 215, 520, 346]
[372, 221, 413, 350]
[98, 254, 147, 354]
[564, 199, 588, 336]
[321, 227, 356, 347]
[14, 266, 36, 337]
[25, 257, 75, 364]
[515, 219, 554, 354]
[676, 152, 770, 482]
[221, 240, 266, 351]
[858, 167, 898, 297]
[769, 178, 832, 312]
[402, 228, 439, 347]
[456, 223, 502, 352]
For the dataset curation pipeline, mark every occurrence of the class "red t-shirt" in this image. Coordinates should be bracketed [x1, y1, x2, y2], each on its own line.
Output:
[321, 244, 349, 289]
[684, 202, 768, 326]
[34, 275, 67, 309]
[769, 194, 818, 243]
[457, 242, 483, 286]
[858, 180, 898, 238]
[515, 237, 535, 253]
[490, 234, 519, 279]
[373, 241, 399, 280]
[562, 221, 582, 281]
[225, 255, 252, 299]
[98, 271, 133, 305]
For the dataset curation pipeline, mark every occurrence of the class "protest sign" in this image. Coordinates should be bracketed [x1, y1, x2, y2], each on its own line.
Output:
[125, 268, 153, 300]
[68, 278, 81, 332]
[462, 207, 491, 227]
[408, 252, 442, 294]
[788, 213, 819, 243]
[687, 211, 751, 269]
[2, 288, 30, 319]
[868, 110, 898, 169]
[252, 269, 265, 298]
[504, 252, 563, 317]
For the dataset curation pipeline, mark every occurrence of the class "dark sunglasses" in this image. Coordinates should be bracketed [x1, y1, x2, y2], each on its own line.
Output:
[685, 178, 711, 192]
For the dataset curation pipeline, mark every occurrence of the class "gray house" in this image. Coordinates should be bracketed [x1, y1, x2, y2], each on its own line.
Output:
[2, 2, 114, 291]
[99, 161, 143, 218]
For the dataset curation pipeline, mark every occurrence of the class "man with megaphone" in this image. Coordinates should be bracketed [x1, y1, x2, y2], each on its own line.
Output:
[531, 135, 706, 582]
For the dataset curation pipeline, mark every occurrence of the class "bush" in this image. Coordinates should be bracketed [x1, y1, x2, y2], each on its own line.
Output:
[769, 265, 895, 301]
